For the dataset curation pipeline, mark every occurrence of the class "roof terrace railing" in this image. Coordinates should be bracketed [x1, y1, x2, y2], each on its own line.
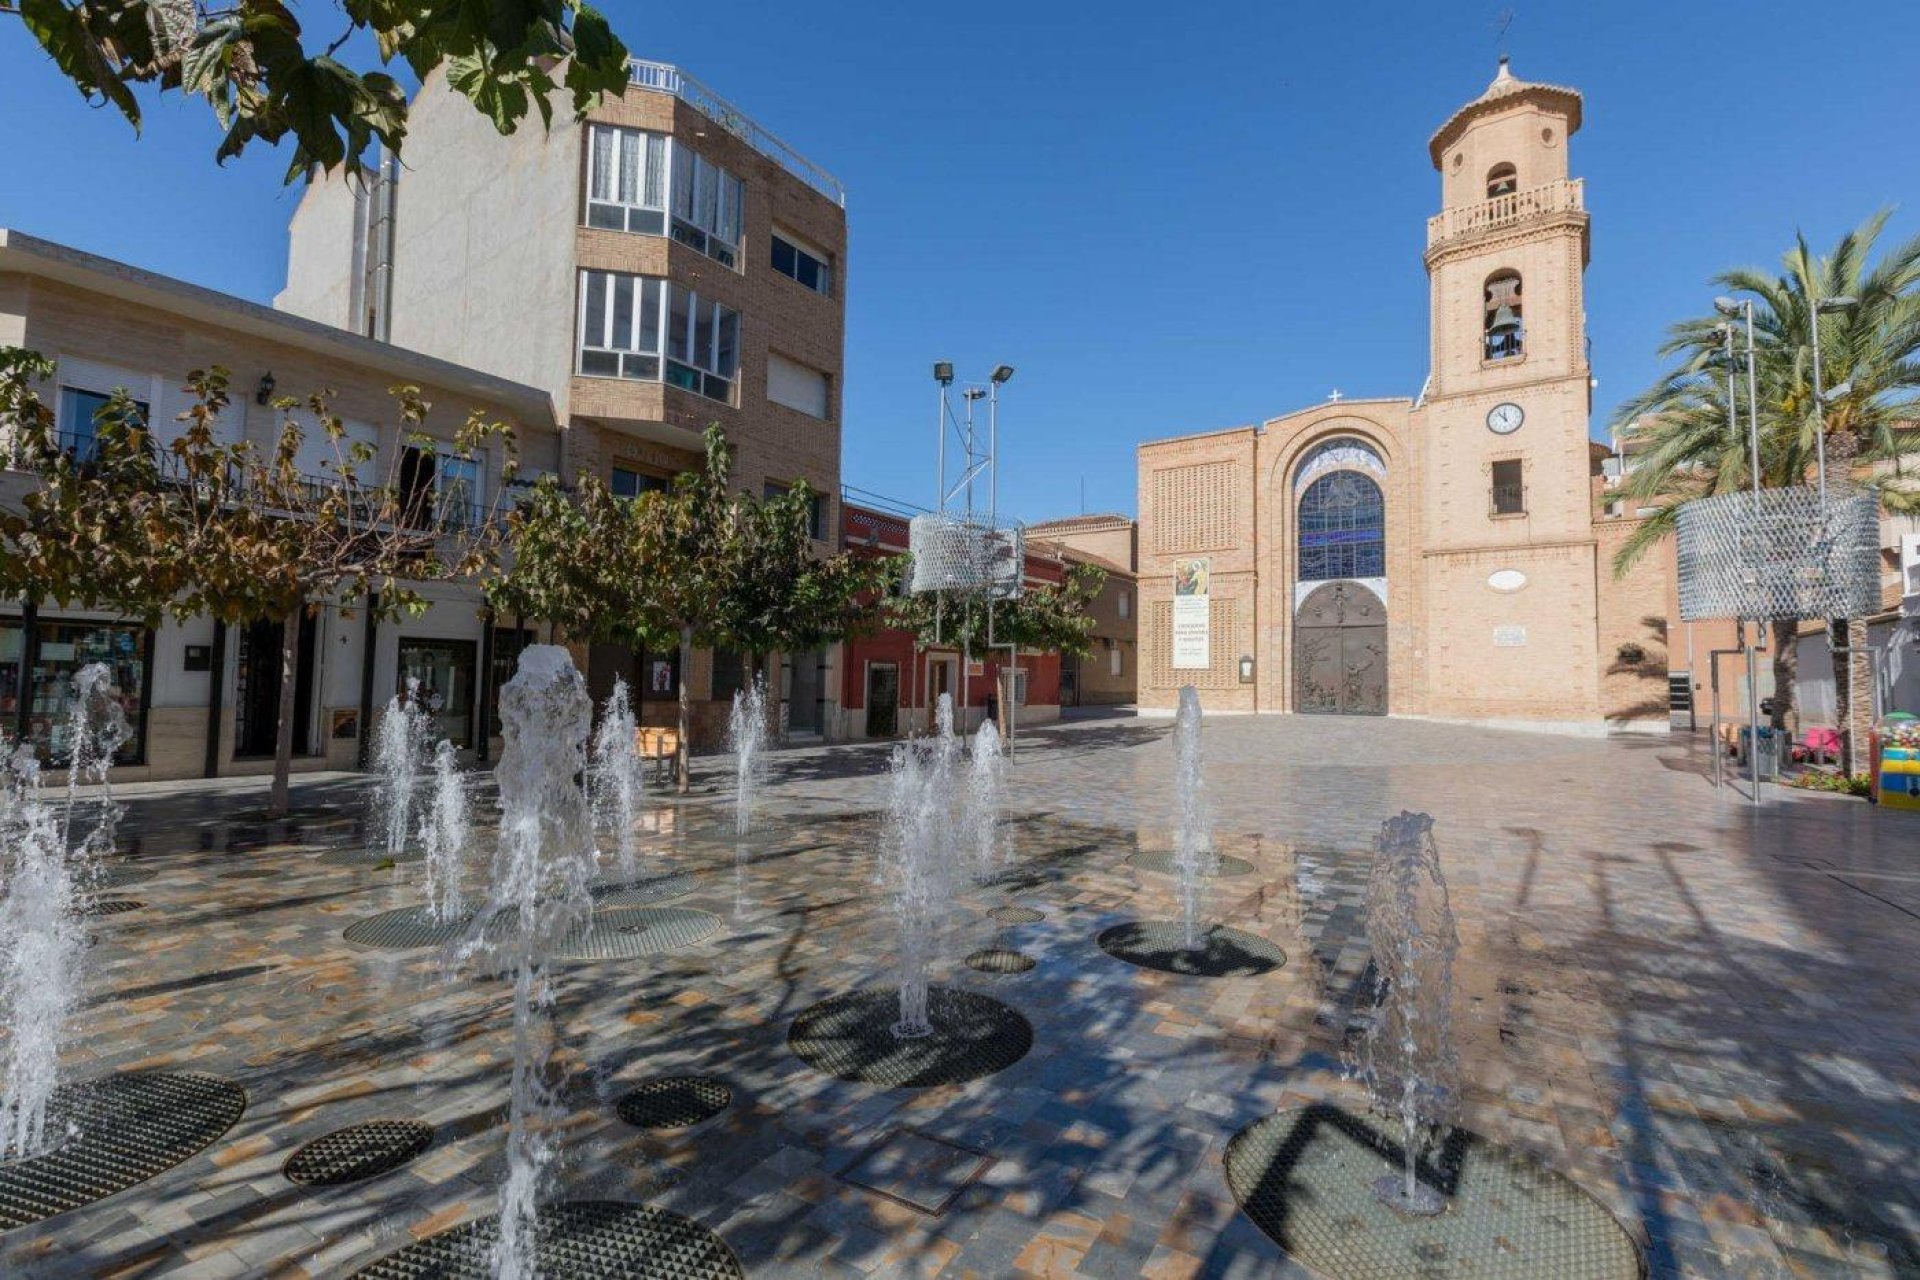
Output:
[628, 59, 846, 208]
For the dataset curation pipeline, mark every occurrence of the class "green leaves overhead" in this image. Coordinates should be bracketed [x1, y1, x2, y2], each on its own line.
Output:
[12, 0, 631, 181]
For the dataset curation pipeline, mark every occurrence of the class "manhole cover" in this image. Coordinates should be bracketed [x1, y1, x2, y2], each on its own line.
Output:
[343, 905, 477, 950]
[1223, 1106, 1643, 1278]
[789, 988, 1033, 1088]
[615, 1076, 732, 1130]
[549, 907, 721, 960]
[84, 899, 143, 916]
[219, 868, 278, 881]
[317, 847, 425, 867]
[284, 1119, 433, 1186]
[591, 872, 700, 907]
[965, 948, 1037, 975]
[1096, 920, 1286, 977]
[94, 864, 155, 889]
[0, 1071, 246, 1229]
[351, 1199, 743, 1279]
[1128, 850, 1255, 877]
[987, 905, 1045, 925]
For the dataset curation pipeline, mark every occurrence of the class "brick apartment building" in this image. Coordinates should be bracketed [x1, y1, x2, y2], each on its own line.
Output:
[277, 60, 847, 746]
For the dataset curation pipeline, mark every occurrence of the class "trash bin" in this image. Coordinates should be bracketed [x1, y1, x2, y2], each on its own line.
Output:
[1738, 726, 1782, 781]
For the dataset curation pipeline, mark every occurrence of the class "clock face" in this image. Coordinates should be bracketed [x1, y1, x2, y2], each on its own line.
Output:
[1487, 402, 1524, 434]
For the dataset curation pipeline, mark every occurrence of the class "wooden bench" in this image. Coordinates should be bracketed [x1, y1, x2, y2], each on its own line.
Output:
[634, 727, 681, 784]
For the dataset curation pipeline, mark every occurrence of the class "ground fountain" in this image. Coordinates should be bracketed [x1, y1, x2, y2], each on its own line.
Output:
[727, 675, 768, 840]
[420, 739, 471, 925]
[1356, 810, 1459, 1215]
[589, 676, 643, 879]
[372, 678, 431, 860]
[963, 718, 1005, 881]
[458, 646, 598, 1278]
[1169, 684, 1216, 949]
[883, 695, 959, 1038]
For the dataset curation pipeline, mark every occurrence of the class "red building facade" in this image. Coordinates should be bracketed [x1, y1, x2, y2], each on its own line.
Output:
[837, 502, 1063, 740]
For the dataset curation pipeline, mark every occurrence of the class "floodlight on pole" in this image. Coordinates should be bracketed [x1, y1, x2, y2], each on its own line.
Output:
[933, 361, 954, 385]
[990, 364, 1015, 385]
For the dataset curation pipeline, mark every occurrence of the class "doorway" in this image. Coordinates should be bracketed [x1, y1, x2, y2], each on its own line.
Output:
[865, 663, 899, 738]
[1292, 581, 1387, 716]
[398, 638, 479, 747]
[788, 648, 825, 735]
[235, 613, 317, 758]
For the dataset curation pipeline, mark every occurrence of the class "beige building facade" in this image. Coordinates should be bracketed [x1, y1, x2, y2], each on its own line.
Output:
[1028, 514, 1139, 706]
[278, 60, 849, 745]
[1136, 61, 1670, 734]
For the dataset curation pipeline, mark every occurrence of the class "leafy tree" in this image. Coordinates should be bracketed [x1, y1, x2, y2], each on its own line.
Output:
[8, 0, 630, 180]
[1611, 210, 1920, 762]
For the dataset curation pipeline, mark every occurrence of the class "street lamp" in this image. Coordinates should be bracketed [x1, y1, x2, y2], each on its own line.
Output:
[990, 364, 1015, 385]
[933, 361, 954, 386]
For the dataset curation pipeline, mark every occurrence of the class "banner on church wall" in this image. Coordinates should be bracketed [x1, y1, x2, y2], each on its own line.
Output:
[1172, 557, 1211, 669]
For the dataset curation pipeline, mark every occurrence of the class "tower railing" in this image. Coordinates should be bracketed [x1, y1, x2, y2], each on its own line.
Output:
[1426, 178, 1583, 248]
[627, 59, 846, 208]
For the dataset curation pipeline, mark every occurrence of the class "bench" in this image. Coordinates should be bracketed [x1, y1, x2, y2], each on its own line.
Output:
[634, 727, 681, 784]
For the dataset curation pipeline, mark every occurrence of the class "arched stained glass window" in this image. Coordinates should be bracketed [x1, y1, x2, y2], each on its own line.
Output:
[1298, 471, 1385, 581]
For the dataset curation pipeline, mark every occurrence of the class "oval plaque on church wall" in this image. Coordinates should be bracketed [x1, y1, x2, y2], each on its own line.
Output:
[1487, 569, 1528, 593]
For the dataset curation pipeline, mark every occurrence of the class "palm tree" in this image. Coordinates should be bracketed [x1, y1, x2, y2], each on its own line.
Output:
[1611, 211, 1920, 760]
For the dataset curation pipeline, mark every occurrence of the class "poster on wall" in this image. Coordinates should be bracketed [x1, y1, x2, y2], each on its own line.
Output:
[1172, 557, 1211, 670]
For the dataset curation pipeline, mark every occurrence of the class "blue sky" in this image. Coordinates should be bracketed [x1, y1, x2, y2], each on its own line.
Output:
[3, 1, 1917, 522]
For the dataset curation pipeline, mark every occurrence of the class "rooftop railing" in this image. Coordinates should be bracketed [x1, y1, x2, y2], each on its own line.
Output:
[1427, 178, 1583, 248]
[628, 59, 846, 208]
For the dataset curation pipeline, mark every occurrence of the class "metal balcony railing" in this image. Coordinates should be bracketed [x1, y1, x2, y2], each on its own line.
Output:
[1491, 483, 1527, 516]
[628, 59, 846, 207]
[1428, 178, 1583, 248]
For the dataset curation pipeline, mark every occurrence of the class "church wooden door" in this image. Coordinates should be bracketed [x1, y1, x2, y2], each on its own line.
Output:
[1292, 582, 1387, 715]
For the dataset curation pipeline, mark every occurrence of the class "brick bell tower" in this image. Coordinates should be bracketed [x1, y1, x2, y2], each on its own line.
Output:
[1417, 59, 1605, 729]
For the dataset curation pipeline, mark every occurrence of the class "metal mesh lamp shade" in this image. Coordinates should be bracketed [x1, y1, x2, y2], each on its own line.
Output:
[908, 514, 1024, 598]
[1674, 486, 1881, 621]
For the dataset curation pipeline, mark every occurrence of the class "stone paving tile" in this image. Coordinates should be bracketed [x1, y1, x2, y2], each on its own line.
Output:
[3, 714, 1918, 1277]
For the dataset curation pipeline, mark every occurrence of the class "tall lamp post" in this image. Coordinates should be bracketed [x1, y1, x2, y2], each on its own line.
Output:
[1713, 309, 1764, 804]
[1810, 293, 1862, 774]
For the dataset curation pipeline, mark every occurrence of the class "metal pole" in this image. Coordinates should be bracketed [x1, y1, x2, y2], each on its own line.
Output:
[1810, 298, 1828, 503]
[1745, 619, 1764, 806]
[935, 381, 946, 513]
[1743, 301, 1762, 516]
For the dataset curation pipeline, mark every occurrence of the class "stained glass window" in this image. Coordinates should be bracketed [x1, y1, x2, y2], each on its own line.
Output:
[1298, 471, 1385, 581]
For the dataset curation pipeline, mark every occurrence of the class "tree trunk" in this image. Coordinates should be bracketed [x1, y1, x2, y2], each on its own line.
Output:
[676, 624, 692, 794]
[1838, 618, 1874, 777]
[269, 606, 300, 819]
[1769, 619, 1799, 732]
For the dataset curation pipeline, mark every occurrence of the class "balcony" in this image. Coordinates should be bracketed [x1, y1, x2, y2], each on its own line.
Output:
[1427, 178, 1583, 249]
[628, 60, 846, 208]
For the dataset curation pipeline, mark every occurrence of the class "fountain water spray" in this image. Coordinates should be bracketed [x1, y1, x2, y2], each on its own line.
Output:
[457, 646, 597, 1278]
[589, 676, 643, 878]
[1170, 685, 1216, 950]
[372, 677, 431, 858]
[880, 694, 966, 1039]
[420, 740, 471, 924]
[1357, 810, 1459, 1216]
[0, 664, 128, 1159]
[727, 675, 768, 839]
[963, 720, 1005, 880]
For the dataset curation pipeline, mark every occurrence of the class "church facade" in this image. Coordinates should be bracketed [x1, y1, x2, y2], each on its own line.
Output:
[1136, 62, 1673, 733]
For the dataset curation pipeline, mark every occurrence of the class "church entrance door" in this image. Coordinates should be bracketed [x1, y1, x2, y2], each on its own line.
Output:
[1293, 581, 1386, 715]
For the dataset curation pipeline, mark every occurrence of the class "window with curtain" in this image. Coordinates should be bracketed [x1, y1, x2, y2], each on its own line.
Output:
[577, 270, 737, 403]
[668, 146, 743, 268]
[585, 124, 670, 235]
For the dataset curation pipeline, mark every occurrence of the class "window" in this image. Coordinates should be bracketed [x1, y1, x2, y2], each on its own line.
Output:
[1297, 471, 1385, 581]
[1484, 271, 1523, 360]
[611, 467, 669, 499]
[1491, 459, 1525, 515]
[586, 124, 669, 235]
[711, 649, 746, 701]
[4, 617, 150, 766]
[771, 232, 832, 296]
[58, 386, 148, 462]
[436, 453, 484, 529]
[1486, 162, 1518, 197]
[398, 638, 478, 747]
[1117, 589, 1130, 620]
[577, 271, 737, 402]
[1109, 646, 1123, 677]
[670, 147, 743, 268]
[767, 352, 830, 419]
[764, 481, 827, 539]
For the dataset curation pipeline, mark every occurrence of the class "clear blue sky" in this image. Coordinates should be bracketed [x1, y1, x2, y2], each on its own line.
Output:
[3, 1, 1917, 522]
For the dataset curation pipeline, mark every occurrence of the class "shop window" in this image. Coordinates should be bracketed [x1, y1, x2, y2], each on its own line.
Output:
[5, 617, 149, 765]
[397, 638, 478, 747]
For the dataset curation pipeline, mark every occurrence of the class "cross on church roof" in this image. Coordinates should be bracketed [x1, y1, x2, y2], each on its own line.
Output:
[1328, 388, 1343, 402]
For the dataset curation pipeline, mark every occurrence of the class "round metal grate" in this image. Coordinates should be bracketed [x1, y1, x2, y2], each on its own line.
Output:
[1127, 850, 1255, 878]
[317, 847, 425, 867]
[550, 907, 722, 961]
[987, 905, 1045, 925]
[0, 1071, 246, 1229]
[1096, 920, 1286, 978]
[343, 905, 478, 950]
[284, 1119, 434, 1187]
[965, 947, 1037, 975]
[84, 898, 143, 916]
[351, 1199, 743, 1279]
[1223, 1107, 1643, 1279]
[789, 987, 1033, 1088]
[591, 872, 700, 908]
[615, 1076, 732, 1130]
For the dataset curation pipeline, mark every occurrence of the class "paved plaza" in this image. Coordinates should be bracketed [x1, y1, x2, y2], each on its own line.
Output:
[3, 713, 1917, 1278]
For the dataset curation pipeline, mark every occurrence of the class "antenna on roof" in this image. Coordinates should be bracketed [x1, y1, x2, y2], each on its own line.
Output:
[1494, 8, 1515, 61]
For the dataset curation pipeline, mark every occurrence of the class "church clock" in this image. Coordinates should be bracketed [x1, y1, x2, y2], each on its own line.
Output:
[1486, 402, 1524, 434]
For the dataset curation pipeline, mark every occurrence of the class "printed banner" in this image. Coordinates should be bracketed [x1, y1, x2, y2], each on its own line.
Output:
[1172, 557, 1211, 669]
